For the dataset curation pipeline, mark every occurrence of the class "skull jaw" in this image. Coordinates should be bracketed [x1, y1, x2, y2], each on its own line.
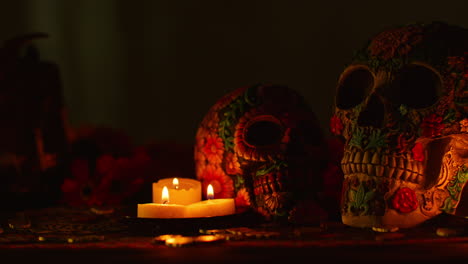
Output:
[342, 186, 448, 229]
[340, 172, 446, 229]
[342, 208, 436, 229]
[252, 191, 295, 220]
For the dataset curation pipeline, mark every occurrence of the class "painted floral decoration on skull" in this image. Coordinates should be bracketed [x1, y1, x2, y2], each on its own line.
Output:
[332, 21, 468, 229]
[195, 83, 327, 222]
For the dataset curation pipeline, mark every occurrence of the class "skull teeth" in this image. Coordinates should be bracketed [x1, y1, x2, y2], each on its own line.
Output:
[253, 172, 283, 196]
[341, 148, 424, 184]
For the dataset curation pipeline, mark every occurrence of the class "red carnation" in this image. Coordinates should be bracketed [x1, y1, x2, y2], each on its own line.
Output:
[392, 187, 418, 213]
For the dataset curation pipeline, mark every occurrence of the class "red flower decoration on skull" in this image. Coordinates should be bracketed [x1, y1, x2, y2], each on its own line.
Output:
[411, 142, 425, 162]
[234, 188, 251, 213]
[330, 115, 344, 136]
[392, 187, 419, 213]
[225, 152, 243, 175]
[421, 113, 445, 138]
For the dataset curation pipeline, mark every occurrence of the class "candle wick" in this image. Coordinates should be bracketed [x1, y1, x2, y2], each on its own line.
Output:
[163, 200, 169, 204]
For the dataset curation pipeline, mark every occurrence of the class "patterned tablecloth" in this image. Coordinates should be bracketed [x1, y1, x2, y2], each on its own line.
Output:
[0, 207, 467, 263]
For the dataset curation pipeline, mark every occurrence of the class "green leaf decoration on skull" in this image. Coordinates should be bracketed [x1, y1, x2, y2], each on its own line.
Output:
[442, 165, 468, 214]
[218, 86, 258, 151]
[365, 129, 387, 150]
[349, 127, 365, 150]
[348, 181, 376, 215]
[255, 160, 287, 177]
[443, 108, 457, 123]
[399, 105, 408, 116]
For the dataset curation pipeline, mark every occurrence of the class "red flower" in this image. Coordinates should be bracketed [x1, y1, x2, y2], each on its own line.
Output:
[330, 115, 344, 136]
[61, 149, 152, 208]
[411, 142, 425, 162]
[392, 187, 418, 213]
[421, 113, 444, 138]
[60, 159, 93, 207]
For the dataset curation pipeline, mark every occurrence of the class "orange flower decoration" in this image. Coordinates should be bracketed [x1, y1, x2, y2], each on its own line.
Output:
[225, 152, 243, 175]
[199, 110, 220, 130]
[460, 118, 468, 132]
[235, 188, 251, 213]
[201, 133, 224, 164]
[199, 165, 234, 199]
[194, 155, 207, 180]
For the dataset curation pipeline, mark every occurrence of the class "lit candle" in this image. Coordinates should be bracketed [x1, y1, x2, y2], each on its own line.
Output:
[137, 186, 186, 218]
[162, 186, 169, 203]
[138, 179, 235, 219]
[153, 178, 201, 205]
[184, 184, 235, 218]
[173, 178, 179, 189]
[207, 184, 214, 200]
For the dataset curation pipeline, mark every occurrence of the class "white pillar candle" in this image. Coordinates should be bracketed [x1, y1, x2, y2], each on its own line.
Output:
[152, 178, 201, 205]
[138, 186, 187, 218]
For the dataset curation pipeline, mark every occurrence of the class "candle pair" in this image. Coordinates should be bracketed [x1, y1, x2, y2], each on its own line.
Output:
[137, 178, 235, 219]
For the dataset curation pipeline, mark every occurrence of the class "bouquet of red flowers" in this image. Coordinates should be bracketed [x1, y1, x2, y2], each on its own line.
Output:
[59, 126, 195, 210]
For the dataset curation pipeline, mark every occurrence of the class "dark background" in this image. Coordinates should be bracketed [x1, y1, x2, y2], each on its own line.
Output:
[2, 0, 468, 145]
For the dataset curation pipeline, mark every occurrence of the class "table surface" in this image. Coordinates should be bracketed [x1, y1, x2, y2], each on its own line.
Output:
[1, 207, 467, 264]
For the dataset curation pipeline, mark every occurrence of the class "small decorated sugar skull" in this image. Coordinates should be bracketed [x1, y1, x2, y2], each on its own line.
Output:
[332, 21, 468, 229]
[194, 83, 327, 221]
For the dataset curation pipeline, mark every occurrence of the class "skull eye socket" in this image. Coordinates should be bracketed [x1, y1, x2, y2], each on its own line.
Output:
[245, 119, 283, 147]
[336, 66, 374, 110]
[392, 64, 442, 109]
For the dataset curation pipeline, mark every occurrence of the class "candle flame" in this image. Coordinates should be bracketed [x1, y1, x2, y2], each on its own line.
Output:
[162, 186, 169, 204]
[172, 178, 179, 189]
[207, 184, 214, 200]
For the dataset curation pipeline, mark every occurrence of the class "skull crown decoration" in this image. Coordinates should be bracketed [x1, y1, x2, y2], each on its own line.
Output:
[194, 83, 328, 222]
[331, 21, 468, 229]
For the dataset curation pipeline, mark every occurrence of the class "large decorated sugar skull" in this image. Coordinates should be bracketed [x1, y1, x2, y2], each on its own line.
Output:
[331, 21, 468, 229]
[194, 83, 327, 221]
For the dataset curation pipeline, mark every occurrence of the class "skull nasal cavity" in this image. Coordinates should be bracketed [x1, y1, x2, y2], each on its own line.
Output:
[245, 121, 283, 146]
[357, 94, 384, 128]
